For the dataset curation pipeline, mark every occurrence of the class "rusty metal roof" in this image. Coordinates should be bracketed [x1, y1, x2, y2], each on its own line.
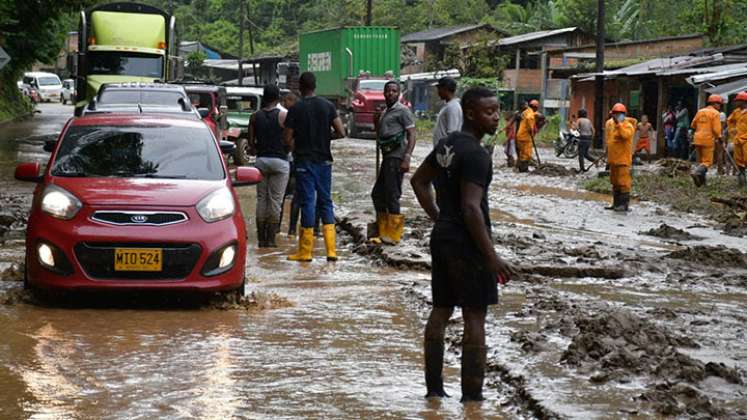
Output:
[401, 24, 498, 43]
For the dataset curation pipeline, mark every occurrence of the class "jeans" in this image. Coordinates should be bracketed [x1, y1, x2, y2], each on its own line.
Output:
[295, 160, 335, 228]
[255, 157, 290, 223]
[371, 157, 403, 214]
[665, 126, 675, 155]
[578, 137, 594, 170]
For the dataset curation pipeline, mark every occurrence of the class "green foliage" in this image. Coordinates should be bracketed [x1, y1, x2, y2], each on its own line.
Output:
[433, 34, 509, 79]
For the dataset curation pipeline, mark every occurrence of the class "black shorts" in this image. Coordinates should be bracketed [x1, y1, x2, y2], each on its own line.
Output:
[430, 229, 498, 308]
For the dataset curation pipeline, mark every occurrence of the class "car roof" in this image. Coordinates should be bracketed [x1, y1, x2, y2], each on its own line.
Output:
[99, 82, 187, 92]
[226, 87, 264, 95]
[71, 113, 209, 128]
[24, 71, 60, 78]
[181, 84, 224, 93]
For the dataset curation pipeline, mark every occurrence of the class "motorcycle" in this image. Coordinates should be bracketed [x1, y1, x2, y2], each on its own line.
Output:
[555, 129, 580, 159]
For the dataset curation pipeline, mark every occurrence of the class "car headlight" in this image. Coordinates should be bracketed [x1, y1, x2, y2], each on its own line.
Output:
[219, 245, 236, 268]
[41, 185, 82, 220]
[196, 187, 235, 222]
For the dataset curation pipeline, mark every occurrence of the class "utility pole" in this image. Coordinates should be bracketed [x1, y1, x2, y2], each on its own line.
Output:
[366, 0, 373, 25]
[238, 0, 244, 86]
[593, 0, 605, 149]
[168, 0, 173, 15]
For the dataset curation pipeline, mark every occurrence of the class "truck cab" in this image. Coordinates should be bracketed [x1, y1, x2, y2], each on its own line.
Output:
[350, 78, 411, 139]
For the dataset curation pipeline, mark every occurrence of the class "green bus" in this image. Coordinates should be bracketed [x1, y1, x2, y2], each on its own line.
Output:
[74, 2, 177, 115]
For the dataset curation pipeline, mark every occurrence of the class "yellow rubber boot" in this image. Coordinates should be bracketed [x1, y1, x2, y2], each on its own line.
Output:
[382, 214, 404, 245]
[287, 227, 314, 262]
[322, 224, 338, 261]
[369, 213, 388, 245]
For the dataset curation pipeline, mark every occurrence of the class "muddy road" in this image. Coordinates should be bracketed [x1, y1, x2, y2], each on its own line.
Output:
[1, 103, 746, 419]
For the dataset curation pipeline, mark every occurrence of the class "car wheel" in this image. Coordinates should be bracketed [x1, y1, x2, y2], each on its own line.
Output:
[60, 96, 65, 105]
[235, 137, 251, 166]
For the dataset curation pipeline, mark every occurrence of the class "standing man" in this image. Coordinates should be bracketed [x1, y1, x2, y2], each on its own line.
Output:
[284, 72, 346, 262]
[605, 103, 636, 212]
[370, 81, 417, 245]
[515, 99, 540, 172]
[732, 91, 747, 187]
[411, 87, 514, 402]
[432, 77, 462, 147]
[674, 101, 690, 160]
[576, 108, 595, 171]
[249, 85, 290, 248]
[662, 105, 676, 157]
[690, 95, 723, 186]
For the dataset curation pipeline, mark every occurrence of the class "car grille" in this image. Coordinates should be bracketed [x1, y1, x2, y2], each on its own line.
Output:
[91, 211, 188, 226]
[373, 101, 386, 111]
[74, 242, 202, 280]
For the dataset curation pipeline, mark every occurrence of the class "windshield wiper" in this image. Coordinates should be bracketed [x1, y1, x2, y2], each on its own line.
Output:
[54, 171, 88, 177]
[135, 174, 187, 179]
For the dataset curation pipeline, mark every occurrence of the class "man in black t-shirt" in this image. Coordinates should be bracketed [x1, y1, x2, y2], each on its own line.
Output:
[284, 72, 346, 262]
[411, 87, 514, 402]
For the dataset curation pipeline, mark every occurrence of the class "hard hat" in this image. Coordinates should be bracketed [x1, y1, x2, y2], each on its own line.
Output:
[707, 94, 724, 104]
[529, 99, 540, 108]
[611, 103, 627, 113]
[736, 91, 747, 102]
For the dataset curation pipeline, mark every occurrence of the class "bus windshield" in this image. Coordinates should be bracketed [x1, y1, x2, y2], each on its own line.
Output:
[87, 52, 163, 78]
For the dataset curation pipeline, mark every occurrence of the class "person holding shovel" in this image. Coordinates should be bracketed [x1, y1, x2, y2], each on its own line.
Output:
[605, 103, 636, 212]
[515, 99, 540, 172]
[411, 87, 514, 402]
[369, 81, 416, 245]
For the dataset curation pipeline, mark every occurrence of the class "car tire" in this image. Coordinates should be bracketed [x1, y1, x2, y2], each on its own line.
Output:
[235, 137, 251, 166]
[60, 96, 65, 105]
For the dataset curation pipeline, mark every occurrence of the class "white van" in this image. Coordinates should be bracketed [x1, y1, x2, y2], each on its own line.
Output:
[22, 72, 63, 102]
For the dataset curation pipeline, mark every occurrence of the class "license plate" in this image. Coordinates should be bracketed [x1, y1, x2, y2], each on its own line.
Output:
[114, 248, 163, 272]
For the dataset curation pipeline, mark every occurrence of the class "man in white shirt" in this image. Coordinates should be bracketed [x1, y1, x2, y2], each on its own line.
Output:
[432, 77, 462, 147]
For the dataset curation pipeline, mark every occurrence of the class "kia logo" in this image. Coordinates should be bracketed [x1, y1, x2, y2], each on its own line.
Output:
[130, 215, 148, 224]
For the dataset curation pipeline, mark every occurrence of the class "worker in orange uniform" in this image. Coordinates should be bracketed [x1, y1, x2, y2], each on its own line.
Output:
[689, 95, 724, 186]
[605, 103, 636, 212]
[732, 91, 747, 187]
[515, 99, 540, 172]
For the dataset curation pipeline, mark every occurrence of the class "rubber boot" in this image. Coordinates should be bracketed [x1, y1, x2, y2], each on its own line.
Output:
[604, 191, 619, 210]
[256, 220, 267, 248]
[287, 227, 314, 262]
[381, 214, 404, 245]
[517, 160, 529, 173]
[460, 345, 487, 403]
[690, 165, 706, 187]
[322, 224, 337, 261]
[738, 168, 747, 187]
[506, 154, 515, 168]
[424, 339, 450, 398]
[266, 222, 279, 248]
[369, 212, 388, 245]
[614, 192, 630, 212]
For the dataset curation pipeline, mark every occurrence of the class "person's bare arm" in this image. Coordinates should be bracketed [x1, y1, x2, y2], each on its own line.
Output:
[332, 117, 346, 139]
[411, 161, 439, 221]
[283, 127, 295, 151]
[400, 126, 417, 172]
[278, 109, 288, 128]
[461, 180, 513, 279]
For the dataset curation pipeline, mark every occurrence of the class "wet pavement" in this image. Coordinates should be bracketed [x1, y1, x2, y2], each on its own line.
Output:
[1, 103, 746, 418]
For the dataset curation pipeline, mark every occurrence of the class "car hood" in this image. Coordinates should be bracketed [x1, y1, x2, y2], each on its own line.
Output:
[51, 178, 227, 207]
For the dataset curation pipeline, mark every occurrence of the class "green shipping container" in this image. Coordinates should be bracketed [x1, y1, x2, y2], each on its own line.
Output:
[299, 27, 400, 98]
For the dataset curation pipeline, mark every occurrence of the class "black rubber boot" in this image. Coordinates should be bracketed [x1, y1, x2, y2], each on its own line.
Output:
[691, 165, 707, 187]
[460, 345, 487, 403]
[605, 191, 619, 210]
[739, 169, 747, 188]
[424, 340, 450, 398]
[256, 220, 267, 248]
[266, 222, 279, 248]
[517, 160, 529, 173]
[614, 193, 630, 212]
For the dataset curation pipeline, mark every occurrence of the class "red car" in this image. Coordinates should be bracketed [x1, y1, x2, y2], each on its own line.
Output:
[15, 113, 261, 295]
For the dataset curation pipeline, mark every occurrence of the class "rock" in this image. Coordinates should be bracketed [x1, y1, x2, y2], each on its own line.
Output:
[532, 232, 546, 240]
[641, 224, 700, 241]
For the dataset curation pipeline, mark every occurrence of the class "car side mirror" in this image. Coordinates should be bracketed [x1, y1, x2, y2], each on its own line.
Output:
[233, 166, 262, 186]
[198, 108, 210, 119]
[219, 140, 236, 154]
[43, 140, 57, 152]
[15, 162, 42, 183]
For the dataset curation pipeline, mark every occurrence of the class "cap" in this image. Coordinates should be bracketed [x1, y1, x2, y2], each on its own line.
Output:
[433, 77, 457, 91]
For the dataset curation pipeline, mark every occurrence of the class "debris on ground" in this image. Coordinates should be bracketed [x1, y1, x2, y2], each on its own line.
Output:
[667, 245, 747, 269]
[656, 158, 692, 177]
[638, 382, 726, 417]
[531, 162, 574, 177]
[0, 263, 24, 282]
[207, 291, 294, 311]
[0, 288, 38, 305]
[641, 224, 701, 241]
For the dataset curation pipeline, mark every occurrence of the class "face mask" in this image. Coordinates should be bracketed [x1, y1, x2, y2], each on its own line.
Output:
[616, 113, 626, 123]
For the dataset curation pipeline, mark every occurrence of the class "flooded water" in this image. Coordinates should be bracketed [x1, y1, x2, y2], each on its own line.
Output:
[1, 104, 745, 418]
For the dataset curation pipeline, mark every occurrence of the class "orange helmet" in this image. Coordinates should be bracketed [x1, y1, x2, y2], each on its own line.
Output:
[611, 103, 627, 113]
[529, 99, 540, 108]
[736, 91, 747, 102]
[707, 94, 724, 104]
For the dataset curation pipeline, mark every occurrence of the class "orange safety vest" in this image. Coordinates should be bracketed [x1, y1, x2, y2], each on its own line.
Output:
[690, 105, 721, 147]
[605, 118, 636, 166]
[515, 108, 536, 143]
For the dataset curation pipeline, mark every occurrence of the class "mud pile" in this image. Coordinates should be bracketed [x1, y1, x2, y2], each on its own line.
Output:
[667, 245, 747, 269]
[207, 291, 294, 311]
[656, 158, 692, 177]
[641, 224, 700, 241]
[0, 263, 24, 282]
[0, 193, 30, 239]
[531, 162, 574, 177]
[638, 383, 725, 417]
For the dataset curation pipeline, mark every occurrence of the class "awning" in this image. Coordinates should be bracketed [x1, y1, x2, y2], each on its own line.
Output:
[705, 78, 747, 97]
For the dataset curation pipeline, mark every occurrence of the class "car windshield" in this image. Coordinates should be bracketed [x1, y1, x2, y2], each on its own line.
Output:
[38, 77, 60, 86]
[359, 80, 389, 91]
[187, 92, 214, 109]
[51, 125, 224, 180]
[99, 90, 185, 107]
[226, 95, 258, 112]
[88, 52, 163, 78]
